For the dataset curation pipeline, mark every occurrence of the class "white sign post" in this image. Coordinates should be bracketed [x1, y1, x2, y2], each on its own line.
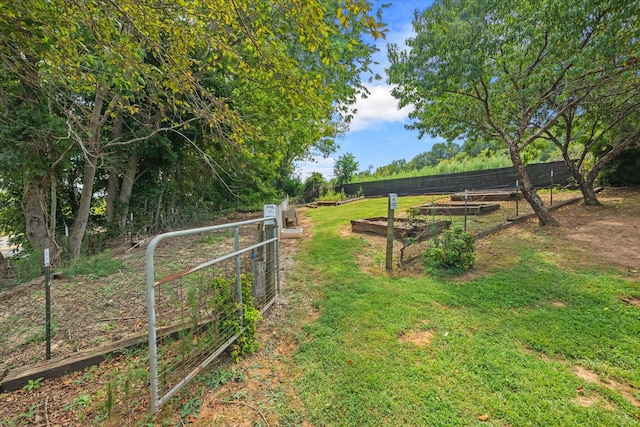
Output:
[389, 193, 398, 210]
[386, 194, 397, 270]
[263, 204, 277, 225]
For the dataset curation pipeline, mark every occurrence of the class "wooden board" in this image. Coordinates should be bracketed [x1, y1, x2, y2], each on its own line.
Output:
[415, 202, 500, 216]
[310, 196, 365, 207]
[451, 190, 523, 201]
[0, 317, 217, 392]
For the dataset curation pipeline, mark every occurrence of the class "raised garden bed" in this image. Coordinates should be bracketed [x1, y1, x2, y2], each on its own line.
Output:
[351, 217, 450, 242]
[309, 196, 365, 207]
[451, 190, 523, 201]
[414, 202, 500, 216]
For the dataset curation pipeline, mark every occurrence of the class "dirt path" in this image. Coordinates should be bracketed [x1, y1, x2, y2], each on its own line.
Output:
[552, 188, 640, 275]
[192, 213, 316, 426]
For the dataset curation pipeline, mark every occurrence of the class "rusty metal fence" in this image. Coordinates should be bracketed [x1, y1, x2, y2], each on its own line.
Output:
[145, 215, 279, 414]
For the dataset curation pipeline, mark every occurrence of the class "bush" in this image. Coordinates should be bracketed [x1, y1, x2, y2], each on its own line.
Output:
[317, 189, 349, 202]
[424, 227, 475, 274]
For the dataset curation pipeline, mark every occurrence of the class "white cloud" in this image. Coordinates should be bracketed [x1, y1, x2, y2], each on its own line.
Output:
[348, 84, 412, 132]
[295, 156, 335, 181]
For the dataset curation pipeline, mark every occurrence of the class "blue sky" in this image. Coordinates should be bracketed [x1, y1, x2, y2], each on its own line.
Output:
[296, 0, 442, 179]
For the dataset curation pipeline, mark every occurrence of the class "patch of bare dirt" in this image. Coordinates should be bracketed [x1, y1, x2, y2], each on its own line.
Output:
[551, 301, 567, 308]
[621, 297, 640, 308]
[398, 320, 435, 347]
[399, 329, 435, 347]
[550, 188, 640, 276]
[573, 365, 640, 408]
[573, 393, 616, 410]
[458, 188, 640, 280]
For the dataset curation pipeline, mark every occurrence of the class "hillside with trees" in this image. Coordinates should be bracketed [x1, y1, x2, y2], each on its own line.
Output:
[0, 0, 387, 265]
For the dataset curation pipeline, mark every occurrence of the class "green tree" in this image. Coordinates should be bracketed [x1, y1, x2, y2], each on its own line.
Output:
[374, 159, 407, 176]
[303, 172, 326, 202]
[406, 142, 462, 170]
[600, 147, 640, 186]
[543, 79, 640, 205]
[388, 0, 638, 225]
[334, 152, 360, 186]
[0, 0, 387, 261]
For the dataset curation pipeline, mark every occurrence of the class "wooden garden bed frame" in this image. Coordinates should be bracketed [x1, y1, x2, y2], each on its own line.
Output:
[351, 217, 450, 242]
[451, 190, 523, 201]
[414, 202, 500, 216]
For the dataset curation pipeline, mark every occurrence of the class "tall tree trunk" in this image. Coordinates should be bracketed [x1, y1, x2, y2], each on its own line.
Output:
[22, 183, 61, 265]
[105, 167, 119, 225]
[579, 178, 601, 206]
[581, 130, 640, 206]
[117, 153, 140, 230]
[68, 155, 98, 258]
[509, 146, 560, 226]
[561, 155, 602, 207]
[68, 89, 104, 259]
[105, 112, 124, 225]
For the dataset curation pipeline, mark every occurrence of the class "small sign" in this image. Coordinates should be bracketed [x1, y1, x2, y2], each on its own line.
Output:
[44, 248, 50, 267]
[389, 193, 398, 210]
[263, 204, 277, 222]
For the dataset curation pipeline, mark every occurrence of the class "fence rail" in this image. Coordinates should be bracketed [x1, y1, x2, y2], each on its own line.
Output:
[145, 216, 279, 414]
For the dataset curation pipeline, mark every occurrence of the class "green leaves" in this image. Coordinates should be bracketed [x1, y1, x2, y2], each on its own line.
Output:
[424, 227, 476, 274]
[1, 0, 387, 257]
[388, 0, 639, 215]
[334, 152, 360, 186]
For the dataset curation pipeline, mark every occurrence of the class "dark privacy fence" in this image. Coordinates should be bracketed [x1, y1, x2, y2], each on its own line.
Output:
[339, 160, 573, 197]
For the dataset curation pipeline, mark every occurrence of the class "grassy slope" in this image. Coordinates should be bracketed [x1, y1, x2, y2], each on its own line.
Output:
[292, 198, 640, 426]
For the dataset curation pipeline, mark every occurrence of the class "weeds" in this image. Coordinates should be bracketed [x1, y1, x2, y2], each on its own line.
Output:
[180, 396, 202, 422]
[203, 367, 245, 390]
[316, 189, 349, 202]
[11, 248, 43, 284]
[64, 394, 91, 410]
[65, 249, 123, 277]
[17, 404, 37, 422]
[21, 377, 43, 393]
[199, 230, 234, 245]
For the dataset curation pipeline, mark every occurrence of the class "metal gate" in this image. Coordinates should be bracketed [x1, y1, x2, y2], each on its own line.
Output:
[145, 216, 279, 413]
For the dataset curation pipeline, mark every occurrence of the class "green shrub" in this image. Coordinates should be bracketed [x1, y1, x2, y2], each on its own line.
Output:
[424, 227, 475, 273]
[317, 189, 349, 202]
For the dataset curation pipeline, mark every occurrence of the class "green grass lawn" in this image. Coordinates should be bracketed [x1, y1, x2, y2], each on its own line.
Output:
[291, 198, 640, 426]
